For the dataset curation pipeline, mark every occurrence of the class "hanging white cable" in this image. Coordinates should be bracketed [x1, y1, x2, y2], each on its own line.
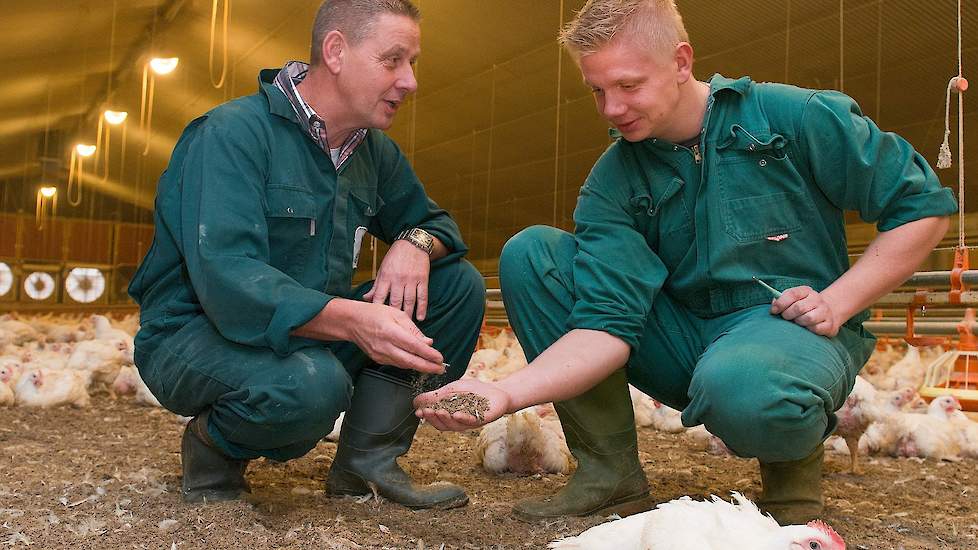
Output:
[209, 0, 230, 89]
[483, 65, 497, 261]
[784, 0, 791, 82]
[839, 0, 845, 92]
[552, 0, 565, 227]
[875, 0, 883, 122]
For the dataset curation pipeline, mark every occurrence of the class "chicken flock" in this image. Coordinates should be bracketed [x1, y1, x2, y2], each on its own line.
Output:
[5, 315, 977, 548]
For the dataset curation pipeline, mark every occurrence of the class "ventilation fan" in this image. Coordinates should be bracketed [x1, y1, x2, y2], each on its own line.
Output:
[24, 272, 55, 301]
[65, 267, 106, 303]
[0, 263, 11, 297]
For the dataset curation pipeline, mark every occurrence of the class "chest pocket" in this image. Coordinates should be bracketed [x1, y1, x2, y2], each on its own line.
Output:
[264, 186, 317, 279]
[631, 177, 694, 270]
[715, 125, 813, 244]
[348, 189, 385, 269]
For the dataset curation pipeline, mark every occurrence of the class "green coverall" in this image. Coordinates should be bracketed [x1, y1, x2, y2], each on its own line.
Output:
[500, 75, 958, 463]
[129, 69, 484, 461]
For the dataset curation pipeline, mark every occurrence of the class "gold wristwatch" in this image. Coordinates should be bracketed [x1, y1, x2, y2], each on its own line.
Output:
[395, 227, 434, 255]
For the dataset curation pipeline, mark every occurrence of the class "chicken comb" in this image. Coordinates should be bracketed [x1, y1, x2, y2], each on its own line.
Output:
[807, 519, 845, 549]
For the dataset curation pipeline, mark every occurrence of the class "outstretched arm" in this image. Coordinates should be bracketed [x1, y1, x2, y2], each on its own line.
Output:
[413, 328, 629, 431]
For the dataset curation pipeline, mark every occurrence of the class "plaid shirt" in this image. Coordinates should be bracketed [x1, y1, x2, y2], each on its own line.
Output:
[273, 61, 367, 169]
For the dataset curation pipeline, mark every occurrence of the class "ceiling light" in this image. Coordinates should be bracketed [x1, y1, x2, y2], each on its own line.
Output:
[75, 144, 96, 157]
[39, 186, 57, 198]
[149, 57, 179, 75]
[103, 110, 128, 125]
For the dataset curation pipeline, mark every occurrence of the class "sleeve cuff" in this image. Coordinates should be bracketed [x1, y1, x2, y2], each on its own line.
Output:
[266, 288, 333, 356]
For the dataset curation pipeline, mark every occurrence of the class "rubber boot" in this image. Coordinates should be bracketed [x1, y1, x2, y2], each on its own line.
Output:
[513, 369, 653, 520]
[757, 443, 825, 525]
[325, 370, 469, 510]
[181, 411, 251, 503]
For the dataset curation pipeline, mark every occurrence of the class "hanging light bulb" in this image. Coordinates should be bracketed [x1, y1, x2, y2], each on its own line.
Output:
[141, 58, 179, 156]
[67, 144, 94, 206]
[104, 110, 128, 125]
[36, 185, 58, 230]
[75, 144, 97, 157]
[98, 110, 129, 183]
[149, 57, 179, 75]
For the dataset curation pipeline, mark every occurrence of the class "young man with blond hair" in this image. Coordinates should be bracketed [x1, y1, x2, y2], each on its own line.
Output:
[130, 0, 483, 509]
[416, 0, 956, 524]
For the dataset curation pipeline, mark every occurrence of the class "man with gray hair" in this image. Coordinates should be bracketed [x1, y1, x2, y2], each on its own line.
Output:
[416, 0, 956, 525]
[129, 0, 482, 509]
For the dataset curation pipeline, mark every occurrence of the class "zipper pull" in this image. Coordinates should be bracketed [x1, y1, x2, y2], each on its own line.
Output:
[310, 219, 316, 236]
[692, 144, 703, 165]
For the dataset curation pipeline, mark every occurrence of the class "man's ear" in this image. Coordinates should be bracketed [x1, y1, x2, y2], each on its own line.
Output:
[322, 30, 346, 75]
[674, 42, 694, 84]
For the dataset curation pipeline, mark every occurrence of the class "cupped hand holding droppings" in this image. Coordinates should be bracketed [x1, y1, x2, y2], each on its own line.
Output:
[413, 378, 511, 431]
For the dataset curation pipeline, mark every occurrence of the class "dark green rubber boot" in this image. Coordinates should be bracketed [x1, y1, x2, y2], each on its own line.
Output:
[512, 369, 653, 520]
[757, 443, 825, 525]
[325, 370, 468, 510]
[181, 411, 251, 503]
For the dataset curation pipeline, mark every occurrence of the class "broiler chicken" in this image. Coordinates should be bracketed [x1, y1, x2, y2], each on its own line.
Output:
[14, 368, 91, 408]
[66, 338, 133, 390]
[477, 407, 572, 475]
[833, 376, 880, 474]
[91, 314, 133, 342]
[862, 395, 962, 460]
[630, 386, 684, 432]
[548, 492, 846, 550]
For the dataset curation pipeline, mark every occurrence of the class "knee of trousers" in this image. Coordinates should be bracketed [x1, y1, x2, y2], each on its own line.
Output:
[218, 360, 353, 452]
[429, 259, 486, 316]
[689, 364, 830, 463]
[499, 225, 571, 296]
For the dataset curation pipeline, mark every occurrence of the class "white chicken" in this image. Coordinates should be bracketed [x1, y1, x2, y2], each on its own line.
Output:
[14, 368, 91, 408]
[476, 406, 572, 475]
[464, 348, 504, 381]
[66, 338, 133, 389]
[91, 314, 133, 342]
[325, 411, 344, 442]
[682, 425, 732, 456]
[0, 375, 13, 406]
[0, 316, 40, 346]
[548, 492, 846, 550]
[833, 376, 880, 474]
[874, 345, 926, 391]
[630, 386, 684, 432]
[111, 365, 162, 406]
[861, 395, 962, 460]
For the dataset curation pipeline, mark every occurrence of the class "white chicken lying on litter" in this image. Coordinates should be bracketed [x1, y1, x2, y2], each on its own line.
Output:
[111, 365, 162, 406]
[682, 424, 732, 456]
[548, 492, 845, 550]
[859, 394, 962, 460]
[0, 378, 13, 406]
[630, 386, 684, 432]
[477, 406, 572, 475]
[14, 368, 91, 408]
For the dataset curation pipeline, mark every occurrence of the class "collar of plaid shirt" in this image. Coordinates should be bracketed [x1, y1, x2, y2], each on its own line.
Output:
[273, 61, 367, 169]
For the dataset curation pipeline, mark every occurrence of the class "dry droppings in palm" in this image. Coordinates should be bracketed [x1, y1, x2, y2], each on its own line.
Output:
[431, 392, 491, 422]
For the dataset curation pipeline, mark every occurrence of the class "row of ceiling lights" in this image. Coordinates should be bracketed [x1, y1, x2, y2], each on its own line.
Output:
[35, 57, 180, 225]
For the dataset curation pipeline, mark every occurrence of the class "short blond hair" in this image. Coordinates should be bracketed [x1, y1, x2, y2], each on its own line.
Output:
[559, 0, 689, 58]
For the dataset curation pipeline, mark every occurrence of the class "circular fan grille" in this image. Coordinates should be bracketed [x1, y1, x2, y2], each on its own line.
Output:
[24, 272, 55, 300]
[0, 263, 11, 297]
[65, 268, 106, 303]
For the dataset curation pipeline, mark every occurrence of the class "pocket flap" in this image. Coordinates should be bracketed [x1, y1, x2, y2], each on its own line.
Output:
[717, 124, 786, 153]
[350, 190, 385, 217]
[265, 186, 317, 218]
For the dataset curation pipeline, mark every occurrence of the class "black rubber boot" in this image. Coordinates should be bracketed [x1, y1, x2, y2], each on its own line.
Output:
[757, 443, 825, 525]
[181, 412, 251, 503]
[512, 369, 653, 520]
[325, 370, 468, 510]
